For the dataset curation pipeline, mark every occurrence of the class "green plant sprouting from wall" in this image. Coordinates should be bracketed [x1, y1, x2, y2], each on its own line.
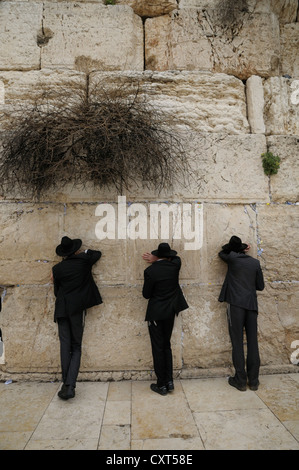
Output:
[261, 151, 281, 176]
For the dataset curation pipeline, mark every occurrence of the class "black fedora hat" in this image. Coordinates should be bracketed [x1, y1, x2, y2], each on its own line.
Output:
[151, 242, 177, 258]
[222, 235, 248, 253]
[56, 236, 82, 257]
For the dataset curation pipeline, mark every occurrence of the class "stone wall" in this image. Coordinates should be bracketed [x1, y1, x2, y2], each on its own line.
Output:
[0, 0, 298, 381]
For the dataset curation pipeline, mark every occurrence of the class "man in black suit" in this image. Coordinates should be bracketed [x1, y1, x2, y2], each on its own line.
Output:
[142, 243, 188, 395]
[52, 236, 102, 400]
[219, 236, 264, 391]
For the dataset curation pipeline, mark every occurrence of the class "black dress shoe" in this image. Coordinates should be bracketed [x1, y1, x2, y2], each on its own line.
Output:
[150, 383, 168, 395]
[248, 380, 259, 391]
[228, 376, 246, 392]
[57, 383, 66, 398]
[166, 381, 174, 392]
[58, 385, 75, 400]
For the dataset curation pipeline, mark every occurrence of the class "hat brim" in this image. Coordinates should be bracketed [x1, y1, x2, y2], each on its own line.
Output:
[222, 242, 248, 252]
[151, 249, 177, 258]
[56, 238, 82, 257]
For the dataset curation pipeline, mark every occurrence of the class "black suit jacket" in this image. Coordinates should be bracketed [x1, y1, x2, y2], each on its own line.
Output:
[218, 251, 264, 311]
[52, 249, 102, 322]
[142, 256, 189, 321]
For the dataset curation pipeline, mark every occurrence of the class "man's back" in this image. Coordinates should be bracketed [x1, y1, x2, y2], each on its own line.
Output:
[143, 258, 181, 299]
[218, 251, 264, 311]
[53, 250, 102, 319]
[143, 257, 188, 321]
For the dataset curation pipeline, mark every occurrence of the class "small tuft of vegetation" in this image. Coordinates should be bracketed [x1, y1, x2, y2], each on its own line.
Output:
[261, 151, 281, 175]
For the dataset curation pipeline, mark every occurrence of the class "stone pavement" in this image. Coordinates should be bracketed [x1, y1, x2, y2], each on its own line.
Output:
[0, 373, 299, 451]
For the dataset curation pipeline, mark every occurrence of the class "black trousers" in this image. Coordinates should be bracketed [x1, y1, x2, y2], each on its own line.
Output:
[148, 315, 175, 388]
[57, 311, 85, 388]
[227, 304, 260, 386]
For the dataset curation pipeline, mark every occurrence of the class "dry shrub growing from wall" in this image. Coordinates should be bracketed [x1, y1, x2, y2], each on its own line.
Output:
[216, 0, 249, 31]
[0, 80, 189, 198]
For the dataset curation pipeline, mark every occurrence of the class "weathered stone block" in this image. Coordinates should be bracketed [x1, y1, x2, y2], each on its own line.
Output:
[267, 136, 299, 203]
[0, 260, 53, 286]
[72, 285, 182, 372]
[181, 285, 232, 368]
[179, 0, 299, 24]
[263, 77, 299, 136]
[145, 9, 280, 79]
[257, 203, 299, 282]
[0, 285, 59, 372]
[90, 71, 249, 134]
[280, 23, 299, 80]
[0, 2, 43, 71]
[258, 282, 299, 365]
[246, 75, 266, 134]
[41, 4, 144, 71]
[178, 133, 269, 203]
[145, 12, 213, 73]
[0, 202, 64, 262]
[80, 286, 148, 371]
[0, 69, 86, 131]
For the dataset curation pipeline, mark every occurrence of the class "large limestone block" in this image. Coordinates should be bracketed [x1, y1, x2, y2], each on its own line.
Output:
[0, 2, 43, 71]
[246, 75, 265, 134]
[79, 286, 182, 372]
[263, 77, 299, 136]
[80, 286, 179, 371]
[0, 285, 59, 372]
[90, 71, 249, 134]
[267, 136, 299, 203]
[0, 260, 54, 286]
[0, 69, 249, 137]
[81, 286, 151, 371]
[0, 202, 64, 263]
[182, 270, 298, 371]
[145, 9, 280, 79]
[258, 282, 299, 366]
[179, 133, 269, 203]
[122, 132, 268, 203]
[214, 11, 280, 79]
[179, 0, 299, 23]
[280, 23, 299, 80]
[181, 285, 232, 368]
[257, 203, 299, 282]
[0, 69, 86, 131]
[145, 12, 213, 73]
[41, 4, 144, 71]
